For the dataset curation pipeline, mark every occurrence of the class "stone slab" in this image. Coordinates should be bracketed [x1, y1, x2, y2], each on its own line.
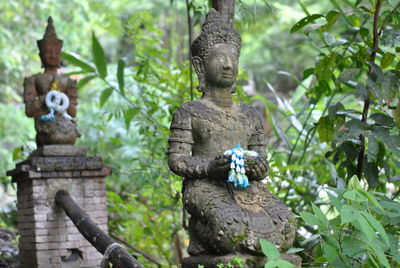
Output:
[30, 145, 87, 157]
[182, 254, 301, 268]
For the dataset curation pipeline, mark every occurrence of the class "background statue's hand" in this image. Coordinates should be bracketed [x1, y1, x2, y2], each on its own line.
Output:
[245, 155, 269, 181]
[206, 154, 231, 179]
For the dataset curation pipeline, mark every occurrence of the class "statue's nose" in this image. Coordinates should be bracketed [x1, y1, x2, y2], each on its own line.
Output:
[223, 56, 233, 70]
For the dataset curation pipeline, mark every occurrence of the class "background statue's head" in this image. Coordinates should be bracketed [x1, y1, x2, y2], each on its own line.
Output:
[37, 16, 63, 69]
[191, 9, 241, 93]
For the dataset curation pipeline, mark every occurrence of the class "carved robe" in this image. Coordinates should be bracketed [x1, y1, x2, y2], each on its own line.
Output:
[168, 99, 295, 255]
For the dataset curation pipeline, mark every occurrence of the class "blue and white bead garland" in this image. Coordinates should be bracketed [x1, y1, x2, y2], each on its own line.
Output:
[223, 144, 259, 188]
[40, 81, 72, 122]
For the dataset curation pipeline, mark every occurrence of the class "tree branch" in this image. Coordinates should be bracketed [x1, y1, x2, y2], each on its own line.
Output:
[378, 1, 400, 36]
[356, 0, 382, 179]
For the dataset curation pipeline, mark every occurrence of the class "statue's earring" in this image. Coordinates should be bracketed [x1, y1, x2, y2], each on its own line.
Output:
[192, 56, 206, 92]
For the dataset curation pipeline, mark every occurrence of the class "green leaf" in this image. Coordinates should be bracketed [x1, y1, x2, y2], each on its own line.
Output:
[382, 72, 399, 99]
[92, 32, 107, 78]
[100, 87, 113, 107]
[370, 113, 395, 127]
[260, 238, 280, 259]
[322, 239, 339, 263]
[265, 260, 279, 268]
[369, 242, 391, 268]
[286, 248, 304, 254]
[315, 54, 336, 82]
[359, 190, 383, 210]
[300, 211, 320, 226]
[359, 27, 369, 38]
[356, 214, 375, 241]
[363, 160, 379, 188]
[361, 211, 389, 243]
[290, 14, 324, 34]
[61, 52, 96, 72]
[343, 189, 368, 202]
[274, 260, 293, 268]
[77, 75, 97, 90]
[367, 135, 379, 162]
[321, 11, 340, 31]
[340, 204, 358, 224]
[317, 116, 334, 143]
[117, 59, 125, 95]
[327, 192, 342, 211]
[12, 147, 23, 161]
[348, 175, 361, 189]
[381, 53, 395, 69]
[124, 108, 140, 129]
[312, 203, 329, 229]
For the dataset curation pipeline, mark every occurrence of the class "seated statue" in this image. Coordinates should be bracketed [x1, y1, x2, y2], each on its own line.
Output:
[168, 9, 298, 267]
[23, 17, 80, 147]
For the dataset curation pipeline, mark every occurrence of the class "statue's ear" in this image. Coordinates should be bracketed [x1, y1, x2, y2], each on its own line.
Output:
[192, 56, 204, 76]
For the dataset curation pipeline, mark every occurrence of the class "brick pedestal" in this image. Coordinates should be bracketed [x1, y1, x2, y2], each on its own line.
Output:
[7, 145, 110, 268]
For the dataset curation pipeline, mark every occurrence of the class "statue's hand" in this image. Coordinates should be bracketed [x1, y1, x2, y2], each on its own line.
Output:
[206, 154, 231, 179]
[245, 155, 269, 181]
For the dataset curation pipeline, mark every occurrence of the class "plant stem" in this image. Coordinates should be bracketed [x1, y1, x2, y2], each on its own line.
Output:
[356, 0, 382, 179]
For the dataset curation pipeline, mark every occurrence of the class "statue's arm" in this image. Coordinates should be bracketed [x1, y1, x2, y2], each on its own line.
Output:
[167, 107, 210, 179]
[66, 78, 78, 117]
[23, 76, 44, 117]
[247, 108, 269, 181]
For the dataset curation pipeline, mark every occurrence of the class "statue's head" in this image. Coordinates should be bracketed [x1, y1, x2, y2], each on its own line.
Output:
[191, 9, 241, 93]
[37, 16, 63, 69]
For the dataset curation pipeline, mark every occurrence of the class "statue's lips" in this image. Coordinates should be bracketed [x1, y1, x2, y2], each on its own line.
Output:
[222, 73, 233, 78]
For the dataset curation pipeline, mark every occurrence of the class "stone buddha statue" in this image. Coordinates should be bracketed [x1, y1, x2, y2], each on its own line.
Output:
[23, 16, 80, 147]
[168, 9, 299, 267]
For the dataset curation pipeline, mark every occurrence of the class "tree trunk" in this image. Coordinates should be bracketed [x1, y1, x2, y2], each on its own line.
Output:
[211, 0, 235, 27]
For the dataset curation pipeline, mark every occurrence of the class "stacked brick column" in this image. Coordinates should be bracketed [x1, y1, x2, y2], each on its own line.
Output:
[7, 145, 110, 268]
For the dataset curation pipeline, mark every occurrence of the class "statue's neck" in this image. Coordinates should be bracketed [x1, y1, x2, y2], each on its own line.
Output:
[203, 86, 233, 109]
[44, 67, 58, 74]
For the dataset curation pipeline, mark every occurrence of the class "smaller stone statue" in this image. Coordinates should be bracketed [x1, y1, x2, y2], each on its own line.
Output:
[24, 16, 80, 146]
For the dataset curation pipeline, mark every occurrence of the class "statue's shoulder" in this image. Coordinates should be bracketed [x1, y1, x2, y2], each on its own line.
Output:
[237, 103, 261, 118]
[176, 100, 205, 114]
[23, 73, 41, 86]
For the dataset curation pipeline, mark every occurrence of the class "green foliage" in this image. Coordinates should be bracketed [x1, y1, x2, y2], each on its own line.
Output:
[1, 1, 399, 268]
[300, 177, 400, 267]
[260, 239, 294, 268]
[63, 22, 192, 266]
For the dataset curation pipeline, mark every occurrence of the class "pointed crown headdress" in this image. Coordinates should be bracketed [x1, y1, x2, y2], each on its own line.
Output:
[37, 16, 63, 51]
[191, 9, 241, 60]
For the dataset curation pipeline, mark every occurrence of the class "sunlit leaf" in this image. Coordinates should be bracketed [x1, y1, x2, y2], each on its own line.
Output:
[321, 11, 340, 31]
[124, 108, 140, 129]
[100, 87, 113, 107]
[77, 75, 97, 90]
[290, 14, 324, 34]
[62, 52, 96, 72]
[117, 59, 125, 95]
[260, 238, 280, 259]
[92, 32, 107, 78]
[381, 53, 395, 69]
[317, 116, 334, 143]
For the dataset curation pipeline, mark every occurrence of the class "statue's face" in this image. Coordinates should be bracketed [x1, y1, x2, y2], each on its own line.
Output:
[204, 44, 239, 88]
[40, 43, 61, 68]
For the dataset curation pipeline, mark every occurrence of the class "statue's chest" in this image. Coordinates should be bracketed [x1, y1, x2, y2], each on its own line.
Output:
[191, 112, 254, 154]
[35, 75, 69, 95]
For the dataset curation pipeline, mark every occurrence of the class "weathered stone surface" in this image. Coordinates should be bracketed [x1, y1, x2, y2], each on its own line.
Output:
[8, 144, 109, 267]
[30, 145, 87, 157]
[167, 9, 298, 267]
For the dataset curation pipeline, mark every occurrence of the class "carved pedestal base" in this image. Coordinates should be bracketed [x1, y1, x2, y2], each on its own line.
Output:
[182, 254, 301, 268]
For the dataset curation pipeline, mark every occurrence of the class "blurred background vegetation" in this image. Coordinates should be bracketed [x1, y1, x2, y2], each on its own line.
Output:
[1, 0, 399, 267]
